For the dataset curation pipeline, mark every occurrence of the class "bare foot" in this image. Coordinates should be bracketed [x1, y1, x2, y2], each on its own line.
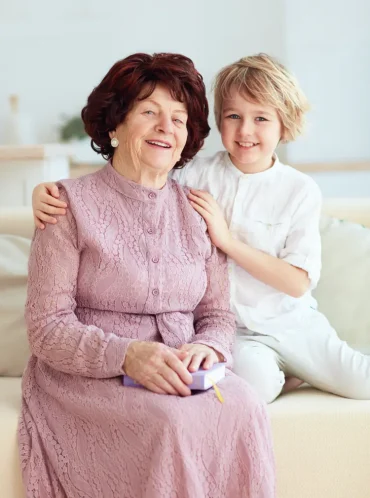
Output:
[282, 376, 304, 394]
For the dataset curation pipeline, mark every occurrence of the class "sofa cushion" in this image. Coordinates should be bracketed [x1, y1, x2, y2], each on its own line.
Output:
[314, 216, 370, 352]
[269, 386, 370, 498]
[0, 377, 24, 498]
[0, 235, 31, 376]
[0, 216, 369, 377]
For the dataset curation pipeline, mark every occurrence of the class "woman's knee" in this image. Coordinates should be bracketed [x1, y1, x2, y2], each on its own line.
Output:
[233, 344, 284, 403]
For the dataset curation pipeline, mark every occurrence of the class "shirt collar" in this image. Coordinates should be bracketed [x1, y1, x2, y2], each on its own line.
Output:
[223, 151, 281, 180]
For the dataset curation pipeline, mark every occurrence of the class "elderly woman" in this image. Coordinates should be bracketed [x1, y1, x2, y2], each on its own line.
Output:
[19, 53, 275, 497]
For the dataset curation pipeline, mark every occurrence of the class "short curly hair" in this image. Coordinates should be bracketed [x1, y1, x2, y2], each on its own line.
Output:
[81, 53, 210, 168]
[213, 53, 310, 142]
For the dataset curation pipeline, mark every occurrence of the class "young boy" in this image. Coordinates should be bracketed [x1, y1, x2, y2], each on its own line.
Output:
[32, 54, 370, 403]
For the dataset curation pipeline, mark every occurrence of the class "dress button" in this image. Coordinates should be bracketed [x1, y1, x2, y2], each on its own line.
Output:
[152, 257, 159, 263]
[148, 192, 157, 199]
[152, 288, 159, 296]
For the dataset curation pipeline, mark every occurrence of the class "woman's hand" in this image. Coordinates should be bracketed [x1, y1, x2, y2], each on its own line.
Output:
[179, 343, 224, 372]
[32, 183, 67, 229]
[123, 341, 193, 396]
[188, 189, 232, 252]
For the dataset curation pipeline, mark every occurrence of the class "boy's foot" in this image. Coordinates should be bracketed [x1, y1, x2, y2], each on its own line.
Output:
[282, 376, 304, 393]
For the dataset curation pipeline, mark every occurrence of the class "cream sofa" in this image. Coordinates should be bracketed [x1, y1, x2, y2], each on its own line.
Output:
[1, 201, 370, 498]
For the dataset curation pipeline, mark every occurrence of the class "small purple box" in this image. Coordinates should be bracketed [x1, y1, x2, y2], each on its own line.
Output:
[123, 362, 226, 391]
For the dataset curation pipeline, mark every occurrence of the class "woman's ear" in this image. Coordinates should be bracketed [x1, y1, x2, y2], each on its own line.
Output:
[109, 130, 116, 140]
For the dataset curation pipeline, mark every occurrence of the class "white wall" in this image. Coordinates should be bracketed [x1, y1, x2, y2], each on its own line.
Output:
[0, 0, 285, 156]
[2, 0, 369, 196]
[283, 0, 370, 164]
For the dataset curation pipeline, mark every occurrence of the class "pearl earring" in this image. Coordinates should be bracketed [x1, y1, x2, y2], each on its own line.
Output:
[111, 137, 119, 148]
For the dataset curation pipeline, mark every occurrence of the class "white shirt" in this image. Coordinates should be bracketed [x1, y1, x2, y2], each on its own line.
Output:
[171, 151, 323, 335]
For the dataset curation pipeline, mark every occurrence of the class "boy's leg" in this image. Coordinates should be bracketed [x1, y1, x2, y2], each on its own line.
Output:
[233, 337, 285, 403]
[277, 311, 370, 400]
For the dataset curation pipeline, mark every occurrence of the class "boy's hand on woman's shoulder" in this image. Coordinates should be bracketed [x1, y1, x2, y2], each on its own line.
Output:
[188, 189, 233, 253]
[32, 182, 66, 229]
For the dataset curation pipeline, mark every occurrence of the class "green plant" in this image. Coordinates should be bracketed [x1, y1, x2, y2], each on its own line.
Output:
[59, 115, 87, 141]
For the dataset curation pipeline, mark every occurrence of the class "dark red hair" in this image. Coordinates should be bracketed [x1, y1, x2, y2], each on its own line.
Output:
[81, 53, 210, 168]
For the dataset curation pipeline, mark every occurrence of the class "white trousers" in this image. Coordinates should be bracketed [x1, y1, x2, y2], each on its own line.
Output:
[233, 309, 370, 404]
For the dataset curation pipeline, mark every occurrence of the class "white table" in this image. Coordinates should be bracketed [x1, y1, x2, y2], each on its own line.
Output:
[0, 144, 74, 207]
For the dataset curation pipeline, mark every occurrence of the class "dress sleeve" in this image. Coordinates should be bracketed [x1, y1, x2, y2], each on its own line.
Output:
[191, 244, 236, 367]
[279, 181, 323, 289]
[25, 188, 134, 378]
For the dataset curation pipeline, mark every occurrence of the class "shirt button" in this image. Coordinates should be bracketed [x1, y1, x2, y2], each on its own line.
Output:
[152, 257, 159, 263]
[148, 192, 156, 199]
[147, 228, 154, 234]
[152, 288, 159, 296]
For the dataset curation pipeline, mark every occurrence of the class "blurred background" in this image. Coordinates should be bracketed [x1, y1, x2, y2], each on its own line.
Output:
[0, 0, 369, 205]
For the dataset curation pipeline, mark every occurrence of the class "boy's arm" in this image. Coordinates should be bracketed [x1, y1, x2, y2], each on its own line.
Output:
[221, 239, 310, 298]
[32, 182, 66, 228]
[189, 182, 322, 298]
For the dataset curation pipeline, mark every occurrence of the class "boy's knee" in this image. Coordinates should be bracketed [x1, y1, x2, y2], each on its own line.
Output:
[233, 344, 284, 403]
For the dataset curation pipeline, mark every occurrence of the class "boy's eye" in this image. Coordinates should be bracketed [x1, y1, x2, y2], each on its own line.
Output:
[256, 117, 267, 122]
[227, 114, 240, 119]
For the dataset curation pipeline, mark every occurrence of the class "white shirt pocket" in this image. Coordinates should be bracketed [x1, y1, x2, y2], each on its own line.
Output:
[232, 218, 290, 256]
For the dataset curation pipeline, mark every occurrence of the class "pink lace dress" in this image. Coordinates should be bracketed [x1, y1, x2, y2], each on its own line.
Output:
[19, 163, 275, 497]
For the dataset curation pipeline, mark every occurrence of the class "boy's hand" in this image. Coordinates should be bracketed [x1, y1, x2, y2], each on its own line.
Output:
[188, 189, 232, 252]
[32, 182, 66, 229]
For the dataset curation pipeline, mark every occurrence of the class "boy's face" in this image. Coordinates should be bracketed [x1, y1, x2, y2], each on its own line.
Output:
[220, 87, 282, 173]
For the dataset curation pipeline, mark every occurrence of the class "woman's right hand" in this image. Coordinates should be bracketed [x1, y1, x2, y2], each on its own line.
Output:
[32, 182, 67, 229]
[123, 341, 193, 396]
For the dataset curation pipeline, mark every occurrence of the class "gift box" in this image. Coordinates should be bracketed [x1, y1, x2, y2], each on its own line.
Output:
[122, 362, 226, 391]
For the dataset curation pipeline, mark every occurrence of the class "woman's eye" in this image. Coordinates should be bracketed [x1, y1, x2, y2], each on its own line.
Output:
[174, 118, 184, 124]
[256, 117, 267, 122]
[144, 110, 155, 115]
[227, 114, 240, 119]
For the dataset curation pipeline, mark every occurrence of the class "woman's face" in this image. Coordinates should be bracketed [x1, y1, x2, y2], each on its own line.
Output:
[111, 84, 188, 177]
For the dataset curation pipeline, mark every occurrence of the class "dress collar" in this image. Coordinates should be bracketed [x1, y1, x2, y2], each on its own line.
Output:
[101, 161, 169, 203]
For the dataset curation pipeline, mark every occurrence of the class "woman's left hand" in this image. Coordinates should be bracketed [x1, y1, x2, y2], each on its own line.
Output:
[188, 189, 232, 252]
[179, 343, 223, 372]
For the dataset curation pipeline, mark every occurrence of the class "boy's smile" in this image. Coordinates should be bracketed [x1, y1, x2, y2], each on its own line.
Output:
[220, 87, 282, 174]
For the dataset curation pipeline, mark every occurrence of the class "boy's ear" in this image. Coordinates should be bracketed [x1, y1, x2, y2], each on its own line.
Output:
[280, 134, 288, 144]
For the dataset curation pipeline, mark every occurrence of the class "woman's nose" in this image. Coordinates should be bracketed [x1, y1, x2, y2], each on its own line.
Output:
[155, 114, 174, 134]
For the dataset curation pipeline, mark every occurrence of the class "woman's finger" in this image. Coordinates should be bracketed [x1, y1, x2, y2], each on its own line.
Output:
[153, 373, 179, 395]
[170, 348, 189, 359]
[181, 354, 193, 370]
[35, 210, 57, 224]
[202, 353, 216, 370]
[145, 380, 167, 395]
[188, 353, 206, 373]
[160, 365, 191, 396]
[166, 353, 192, 383]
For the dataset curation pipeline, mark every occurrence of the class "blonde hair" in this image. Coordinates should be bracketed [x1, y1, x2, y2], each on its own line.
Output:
[213, 53, 310, 142]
